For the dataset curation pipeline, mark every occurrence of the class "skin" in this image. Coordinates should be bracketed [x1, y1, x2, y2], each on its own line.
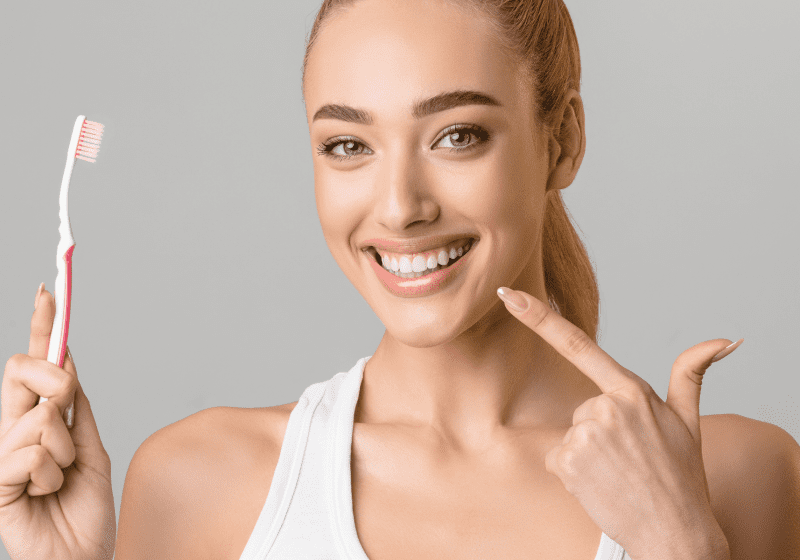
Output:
[301, 0, 655, 557]
[305, 0, 598, 448]
[300, 1, 756, 558]
[1, 1, 797, 559]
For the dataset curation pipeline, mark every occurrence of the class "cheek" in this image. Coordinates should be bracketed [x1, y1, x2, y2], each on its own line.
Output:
[456, 143, 542, 229]
[314, 169, 367, 238]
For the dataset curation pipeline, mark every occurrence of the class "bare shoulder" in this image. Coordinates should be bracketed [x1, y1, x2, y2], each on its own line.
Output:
[700, 413, 800, 559]
[117, 402, 300, 560]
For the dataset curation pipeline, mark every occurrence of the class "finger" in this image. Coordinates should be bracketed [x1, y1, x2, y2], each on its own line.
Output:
[666, 338, 743, 442]
[0, 445, 65, 501]
[0, 400, 76, 469]
[28, 286, 55, 360]
[26, 448, 65, 496]
[67, 376, 112, 474]
[1, 354, 77, 435]
[561, 423, 578, 446]
[571, 393, 612, 426]
[497, 287, 640, 394]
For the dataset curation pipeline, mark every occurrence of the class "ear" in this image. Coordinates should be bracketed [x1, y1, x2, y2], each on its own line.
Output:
[545, 89, 586, 192]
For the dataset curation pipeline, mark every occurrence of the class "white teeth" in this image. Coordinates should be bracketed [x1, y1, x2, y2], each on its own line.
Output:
[377, 240, 476, 278]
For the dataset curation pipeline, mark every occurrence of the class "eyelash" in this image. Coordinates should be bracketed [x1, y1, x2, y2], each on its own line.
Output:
[316, 124, 490, 161]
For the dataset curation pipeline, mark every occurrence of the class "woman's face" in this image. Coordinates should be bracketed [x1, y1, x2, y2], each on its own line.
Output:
[304, 0, 554, 347]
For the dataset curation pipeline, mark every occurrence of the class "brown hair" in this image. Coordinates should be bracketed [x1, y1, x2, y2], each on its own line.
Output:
[302, 0, 601, 343]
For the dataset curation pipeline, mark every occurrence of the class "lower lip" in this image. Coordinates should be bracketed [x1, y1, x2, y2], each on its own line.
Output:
[366, 240, 478, 298]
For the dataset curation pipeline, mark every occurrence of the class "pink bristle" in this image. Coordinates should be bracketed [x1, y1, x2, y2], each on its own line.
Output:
[76, 118, 104, 163]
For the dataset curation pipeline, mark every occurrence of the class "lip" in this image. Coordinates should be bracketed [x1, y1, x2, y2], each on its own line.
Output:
[360, 234, 478, 255]
[365, 238, 479, 298]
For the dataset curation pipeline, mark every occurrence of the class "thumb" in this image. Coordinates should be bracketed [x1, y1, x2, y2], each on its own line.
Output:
[62, 348, 112, 473]
[666, 338, 743, 442]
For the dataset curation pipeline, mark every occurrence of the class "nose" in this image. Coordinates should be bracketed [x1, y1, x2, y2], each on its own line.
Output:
[372, 149, 440, 231]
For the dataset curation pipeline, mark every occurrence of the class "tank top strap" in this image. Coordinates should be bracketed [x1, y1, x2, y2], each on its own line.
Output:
[237, 376, 329, 560]
[325, 356, 372, 559]
[238, 356, 371, 560]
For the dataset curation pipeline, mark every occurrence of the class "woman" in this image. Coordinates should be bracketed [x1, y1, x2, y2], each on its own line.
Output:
[1, 0, 797, 559]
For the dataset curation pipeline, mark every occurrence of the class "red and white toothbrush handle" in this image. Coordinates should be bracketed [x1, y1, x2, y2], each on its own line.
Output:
[37, 240, 73, 412]
[47, 243, 74, 369]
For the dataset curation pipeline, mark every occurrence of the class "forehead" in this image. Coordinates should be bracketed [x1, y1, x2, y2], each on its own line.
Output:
[304, 0, 529, 124]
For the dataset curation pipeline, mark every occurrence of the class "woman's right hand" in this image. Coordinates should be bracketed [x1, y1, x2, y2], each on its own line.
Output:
[0, 285, 115, 560]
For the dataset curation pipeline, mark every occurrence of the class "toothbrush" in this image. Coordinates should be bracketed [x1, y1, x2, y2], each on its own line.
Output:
[38, 116, 104, 410]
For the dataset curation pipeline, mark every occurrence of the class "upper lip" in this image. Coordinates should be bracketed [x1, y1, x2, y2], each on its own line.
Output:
[361, 234, 478, 254]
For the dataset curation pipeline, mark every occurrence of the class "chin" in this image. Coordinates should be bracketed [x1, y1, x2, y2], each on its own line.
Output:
[383, 316, 462, 349]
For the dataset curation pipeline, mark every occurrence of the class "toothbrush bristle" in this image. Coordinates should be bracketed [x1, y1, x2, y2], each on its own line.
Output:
[75, 119, 104, 163]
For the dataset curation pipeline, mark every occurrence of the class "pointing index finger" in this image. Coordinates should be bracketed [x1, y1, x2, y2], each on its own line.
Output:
[497, 287, 638, 394]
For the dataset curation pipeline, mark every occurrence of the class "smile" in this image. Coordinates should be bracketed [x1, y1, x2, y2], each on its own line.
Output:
[365, 238, 479, 298]
[368, 238, 475, 278]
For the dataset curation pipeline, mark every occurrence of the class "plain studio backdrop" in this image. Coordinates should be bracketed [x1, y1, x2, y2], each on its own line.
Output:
[1, 0, 798, 556]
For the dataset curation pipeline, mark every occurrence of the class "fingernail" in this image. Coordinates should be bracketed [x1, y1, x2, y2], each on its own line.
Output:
[711, 338, 744, 363]
[497, 287, 529, 312]
[35, 282, 44, 310]
[65, 401, 74, 429]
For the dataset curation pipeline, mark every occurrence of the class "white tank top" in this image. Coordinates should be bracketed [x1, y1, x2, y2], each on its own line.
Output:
[238, 355, 631, 560]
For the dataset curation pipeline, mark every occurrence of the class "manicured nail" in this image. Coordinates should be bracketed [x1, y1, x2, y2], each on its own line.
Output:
[65, 401, 74, 429]
[711, 338, 744, 363]
[497, 287, 529, 312]
[35, 282, 44, 310]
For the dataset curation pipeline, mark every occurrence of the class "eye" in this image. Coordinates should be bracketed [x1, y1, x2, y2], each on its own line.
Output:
[434, 124, 490, 153]
[316, 137, 371, 161]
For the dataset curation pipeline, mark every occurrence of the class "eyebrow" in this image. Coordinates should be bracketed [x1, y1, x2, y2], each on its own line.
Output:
[311, 90, 502, 124]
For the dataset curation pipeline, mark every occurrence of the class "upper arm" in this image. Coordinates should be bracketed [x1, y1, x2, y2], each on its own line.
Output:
[773, 426, 800, 558]
[115, 407, 252, 560]
[707, 414, 800, 559]
[114, 405, 291, 560]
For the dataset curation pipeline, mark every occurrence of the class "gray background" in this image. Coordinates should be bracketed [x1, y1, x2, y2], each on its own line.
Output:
[1, 0, 798, 555]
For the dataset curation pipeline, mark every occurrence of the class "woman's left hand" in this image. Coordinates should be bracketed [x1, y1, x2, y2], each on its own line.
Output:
[497, 287, 740, 560]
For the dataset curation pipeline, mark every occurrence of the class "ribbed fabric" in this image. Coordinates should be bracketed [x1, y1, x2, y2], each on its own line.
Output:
[238, 356, 631, 560]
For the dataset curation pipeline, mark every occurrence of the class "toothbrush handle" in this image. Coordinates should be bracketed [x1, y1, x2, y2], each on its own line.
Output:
[54, 243, 74, 368]
[38, 243, 74, 404]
